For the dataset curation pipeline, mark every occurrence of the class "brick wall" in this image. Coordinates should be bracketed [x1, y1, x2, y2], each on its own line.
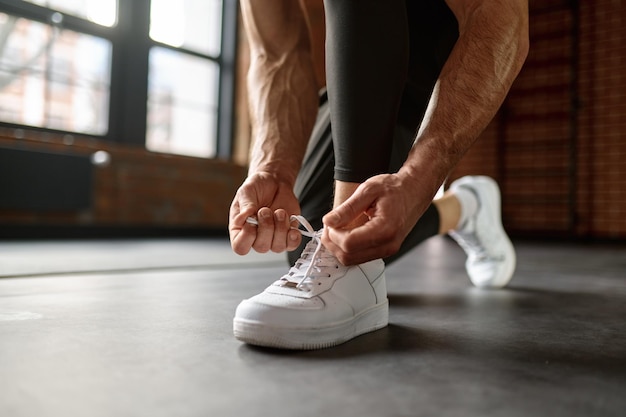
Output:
[0, 128, 247, 234]
[577, 0, 626, 238]
[450, 0, 626, 240]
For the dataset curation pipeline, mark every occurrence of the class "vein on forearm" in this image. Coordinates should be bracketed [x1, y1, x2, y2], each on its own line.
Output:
[406, 1, 529, 184]
[241, 0, 318, 184]
[248, 51, 317, 181]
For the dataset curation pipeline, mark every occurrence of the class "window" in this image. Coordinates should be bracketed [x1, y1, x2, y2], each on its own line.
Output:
[24, 0, 117, 27]
[147, 48, 219, 158]
[0, 12, 111, 135]
[146, 0, 223, 158]
[0, 0, 237, 159]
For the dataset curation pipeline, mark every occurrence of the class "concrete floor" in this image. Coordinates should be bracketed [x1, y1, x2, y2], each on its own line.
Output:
[0, 236, 624, 417]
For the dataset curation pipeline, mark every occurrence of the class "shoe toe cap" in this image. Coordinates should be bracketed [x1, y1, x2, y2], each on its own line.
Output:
[234, 292, 324, 326]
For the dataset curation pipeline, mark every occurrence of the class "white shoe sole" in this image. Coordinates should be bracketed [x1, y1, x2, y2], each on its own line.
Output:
[233, 301, 389, 350]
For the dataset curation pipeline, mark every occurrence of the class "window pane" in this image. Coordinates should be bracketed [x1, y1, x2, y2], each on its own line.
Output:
[150, 0, 222, 56]
[23, 0, 118, 27]
[147, 47, 219, 158]
[0, 13, 112, 135]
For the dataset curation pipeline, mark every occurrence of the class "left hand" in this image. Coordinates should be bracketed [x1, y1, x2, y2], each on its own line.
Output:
[321, 172, 435, 265]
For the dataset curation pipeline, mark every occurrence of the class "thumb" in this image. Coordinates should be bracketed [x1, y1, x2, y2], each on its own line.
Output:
[323, 190, 373, 228]
[232, 191, 259, 227]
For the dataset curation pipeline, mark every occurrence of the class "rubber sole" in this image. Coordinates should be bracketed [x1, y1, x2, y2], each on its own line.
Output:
[233, 301, 389, 350]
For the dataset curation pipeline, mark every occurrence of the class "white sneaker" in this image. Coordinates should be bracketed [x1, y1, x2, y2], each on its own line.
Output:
[233, 216, 388, 350]
[449, 176, 516, 288]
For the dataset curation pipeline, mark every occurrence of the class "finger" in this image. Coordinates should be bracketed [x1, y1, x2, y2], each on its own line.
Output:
[325, 215, 381, 251]
[229, 200, 251, 254]
[323, 226, 396, 266]
[252, 207, 274, 253]
[286, 228, 303, 252]
[229, 189, 260, 254]
[323, 187, 376, 229]
[228, 199, 241, 231]
[230, 220, 258, 255]
[232, 187, 260, 227]
[270, 209, 290, 253]
[324, 218, 397, 260]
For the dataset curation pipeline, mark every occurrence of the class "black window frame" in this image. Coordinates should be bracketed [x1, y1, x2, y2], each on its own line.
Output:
[0, 0, 237, 159]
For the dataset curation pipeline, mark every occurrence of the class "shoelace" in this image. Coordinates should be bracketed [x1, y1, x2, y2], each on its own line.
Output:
[452, 229, 488, 261]
[246, 215, 336, 289]
[451, 223, 501, 262]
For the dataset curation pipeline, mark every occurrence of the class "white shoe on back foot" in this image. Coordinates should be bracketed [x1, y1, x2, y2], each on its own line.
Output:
[449, 176, 516, 288]
[233, 216, 388, 350]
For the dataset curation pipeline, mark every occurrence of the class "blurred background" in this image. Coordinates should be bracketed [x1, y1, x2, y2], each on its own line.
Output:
[0, 0, 624, 242]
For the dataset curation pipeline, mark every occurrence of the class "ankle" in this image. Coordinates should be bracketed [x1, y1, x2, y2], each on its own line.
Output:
[333, 180, 361, 208]
[434, 192, 462, 233]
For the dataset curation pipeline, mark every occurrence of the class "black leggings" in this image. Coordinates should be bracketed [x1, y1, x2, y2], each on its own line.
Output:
[288, 0, 459, 266]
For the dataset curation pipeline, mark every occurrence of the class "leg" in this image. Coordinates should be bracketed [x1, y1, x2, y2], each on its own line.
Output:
[293, 1, 462, 266]
[324, 0, 409, 186]
[321, 0, 460, 256]
[292, 106, 444, 267]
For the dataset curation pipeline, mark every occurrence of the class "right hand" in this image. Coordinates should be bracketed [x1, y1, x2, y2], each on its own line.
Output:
[229, 172, 302, 255]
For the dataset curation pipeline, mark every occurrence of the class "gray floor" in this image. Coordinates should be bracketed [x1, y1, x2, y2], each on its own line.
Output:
[0, 236, 624, 417]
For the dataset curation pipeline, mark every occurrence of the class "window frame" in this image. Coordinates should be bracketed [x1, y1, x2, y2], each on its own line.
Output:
[0, 0, 237, 159]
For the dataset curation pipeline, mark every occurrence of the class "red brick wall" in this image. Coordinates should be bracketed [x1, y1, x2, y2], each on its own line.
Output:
[577, 0, 626, 238]
[450, 0, 626, 239]
[0, 128, 247, 231]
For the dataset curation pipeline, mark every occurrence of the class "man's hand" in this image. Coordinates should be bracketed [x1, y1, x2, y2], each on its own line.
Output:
[228, 0, 318, 257]
[321, 172, 436, 265]
[229, 172, 302, 255]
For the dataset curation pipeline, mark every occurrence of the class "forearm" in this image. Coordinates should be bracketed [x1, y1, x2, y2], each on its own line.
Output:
[400, 0, 529, 191]
[241, 0, 319, 186]
[247, 50, 318, 184]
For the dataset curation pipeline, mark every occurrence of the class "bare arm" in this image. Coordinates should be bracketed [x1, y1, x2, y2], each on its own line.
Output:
[241, 0, 319, 184]
[400, 0, 529, 192]
[323, 0, 529, 265]
[229, 0, 318, 255]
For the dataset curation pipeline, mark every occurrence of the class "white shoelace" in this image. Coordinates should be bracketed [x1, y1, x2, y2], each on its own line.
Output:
[246, 215, 337, 290]
[451, 223, 501, 262]
[451, 228, 488, 261]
